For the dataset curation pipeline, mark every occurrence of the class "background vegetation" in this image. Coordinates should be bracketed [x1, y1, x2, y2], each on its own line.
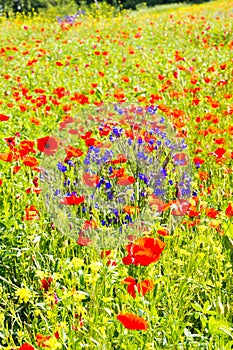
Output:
[0, 0, 211, 14]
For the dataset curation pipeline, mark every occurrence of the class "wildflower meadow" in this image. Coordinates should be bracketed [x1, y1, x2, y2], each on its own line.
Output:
[0, 1, 233, 349]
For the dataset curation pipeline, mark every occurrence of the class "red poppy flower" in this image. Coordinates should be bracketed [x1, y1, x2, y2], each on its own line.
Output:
[193, 157, 205, 166]
[114, 88, 126, 102]
[65, 145, 84, 160]
[0, 179, 2, 186]
[0, 152, 16, 162]
[26, 187, 42, 195]
[68, 129, 79, 135]
[110, 168, 125, 179]
[60, 194, 85, 205]
[37, 136, 58, 156]
[138, 279, 154, 296]
[83, 173, 99, 187]
[4, 137, 16, 148]
[19, 343, 35, 350]
[23, 206, 39, 221]
[173, 152, 189, 166]
[117, 176, 135, 186]
[54, 330, 60, 339]
[23, 156, 38, 167]
[13, 165, 21, 174]
[148, 195, 170, 212]
[19, 140, 37, 156]
[226, 203, 233, 218]
[83, 219, 98, 230]
[100, 250, 111, 258]
[157, 228, 169, 236]
[205, 207, 219, 219]
[187, 208, 200, 218]
[211, 147, 226, 159]
[0, 114, 9, 121]
[70, 92, 89, 104]
[85, 138, 103, 148]
[122, 76, 130, 83]
[109, 153, 127, 165]
[40, 277, 53, 292]
[77, 232, 92, 246]
[123, 205, 140, 216]
[36, 333, 51, 347]
[122, 237, 166, 266]
[117, 313, 148, 330]
[80, 131, 92, 140]
[30, 117, 41, 125]
[122, 276, 154, 298]
[171, 199, 191, 216]
[98, 123, 110, 135]
[56, 61, 63, 66]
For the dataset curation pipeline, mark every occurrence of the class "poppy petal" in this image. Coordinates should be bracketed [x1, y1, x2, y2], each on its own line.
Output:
[117, 313, 148, 330]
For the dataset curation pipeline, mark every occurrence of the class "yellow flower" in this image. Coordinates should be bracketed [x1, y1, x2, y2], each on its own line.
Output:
[17, 330, 24, 338]
[98, 326, 106, 335]
[85, 274, 100, 283]
[45, 336, 62, 349]
[89, 261, 102, 273]
[145, 343, 155, 350]
[73, 291, 87, 302]
[102, 297, 113, 303]
[0, 312, 4, 327]
[35, 270, 46, 279]
[198, 225, 208, 232]
[58, 321, 68, 331]
[15, 288, 32, 304]
[53, 272, 62, 281]
[75, 305, 87, 315]
[71, 257, 85, 269]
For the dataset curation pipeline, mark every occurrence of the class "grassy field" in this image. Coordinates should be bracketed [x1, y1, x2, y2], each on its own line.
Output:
[0, 1, 233, 349]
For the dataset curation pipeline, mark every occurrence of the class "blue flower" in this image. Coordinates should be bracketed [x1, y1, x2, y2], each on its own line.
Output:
[112, 208, 119, 217]
[107, 192, 114, 200]
[181, 188, 191, 196]
[125, 214, 132, 223]
[138, 173, 149, 185]
[137, 151, 146, 159]
[165, 139, 171, 147]
[154, 188, 165, 196]
[159, 117, 165, 123]
[137, 138, 143, 145]
[112, 126, 123, 137]
[83, 157, 90, 165]
[160, 167, 167, 178]
[54, 189, 60, 196]
[57, 162, 67, 172]
[96, 178, 105, 188]
[147, 106, 158, 115]
[67, 160, 74, 166]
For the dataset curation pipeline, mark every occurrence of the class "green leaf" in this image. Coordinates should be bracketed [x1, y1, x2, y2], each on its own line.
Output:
[208, 316, 232, 336]
[203, 301, 211, 313]
[191, 302, 203, 313]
